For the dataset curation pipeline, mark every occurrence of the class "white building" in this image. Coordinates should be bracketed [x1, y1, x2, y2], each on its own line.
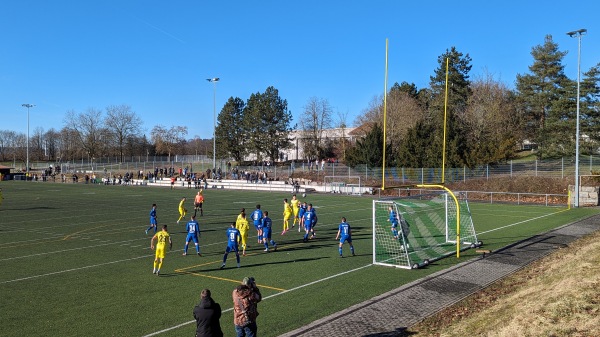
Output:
[282, 126, 365, 161]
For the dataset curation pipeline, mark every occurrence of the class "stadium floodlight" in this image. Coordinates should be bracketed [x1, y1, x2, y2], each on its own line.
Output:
[206, 77, 220, 171]
[22, 103, 35, 178]
[566, 28, 586, 207]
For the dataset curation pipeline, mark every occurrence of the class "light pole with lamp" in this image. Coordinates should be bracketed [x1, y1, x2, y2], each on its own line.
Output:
[566, 28, 587, 208]
[22, 103, 35, 179]
[206, 77, 219, 171]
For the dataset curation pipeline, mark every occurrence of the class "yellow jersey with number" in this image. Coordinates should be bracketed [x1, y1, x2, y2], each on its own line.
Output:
[155, 231, 170, 248]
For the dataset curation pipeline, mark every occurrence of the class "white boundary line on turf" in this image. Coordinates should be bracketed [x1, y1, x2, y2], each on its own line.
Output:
[476, 208, 568, 236]
[3, 238, 149, 261]
[0, 255, 151, 284]
[141, 263, 373, 337]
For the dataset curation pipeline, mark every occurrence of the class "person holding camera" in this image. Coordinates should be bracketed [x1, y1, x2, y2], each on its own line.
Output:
[232, 277, 262, 337]
[193, 289, 223, 337]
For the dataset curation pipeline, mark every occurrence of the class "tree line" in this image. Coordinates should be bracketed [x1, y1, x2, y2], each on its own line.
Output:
[1, 35, 598, 170]
[344, 35, 600, 168]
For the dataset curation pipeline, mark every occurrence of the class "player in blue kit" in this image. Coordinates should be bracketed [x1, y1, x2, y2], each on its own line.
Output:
[220, 222, 241, 269]
[145, 204, 158, 234]
[183, 215, 201, 256]
[335, 217, 355, 257]
[297, 202, 307, 232]
[388, 205, 400, 240]
[302, 204, 316, 242]
[261, 211, 277, 252]
[251, 204, 263, 244]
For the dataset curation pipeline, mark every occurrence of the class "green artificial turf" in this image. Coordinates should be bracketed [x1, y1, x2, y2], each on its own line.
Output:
[0, 181, 596, 337]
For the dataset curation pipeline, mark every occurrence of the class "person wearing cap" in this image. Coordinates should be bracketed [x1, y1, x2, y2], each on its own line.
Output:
[232, 277, 261, 337]
[193, 288, 223, 337]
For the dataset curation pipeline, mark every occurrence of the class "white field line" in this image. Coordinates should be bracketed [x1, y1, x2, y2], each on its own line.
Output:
[3, 238, 149, 261]
[476, 208, 568, 236]
[0, 255, 151, 284]
[141, 263, 373, 337]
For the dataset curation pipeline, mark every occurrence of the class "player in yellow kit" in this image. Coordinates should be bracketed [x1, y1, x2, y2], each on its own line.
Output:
[151, 225, 172, 276]
[177, 197, 187, 224]
[282, 198, 292, 235]
[236, 210, 250, 256]
[290, 194, 300, 230]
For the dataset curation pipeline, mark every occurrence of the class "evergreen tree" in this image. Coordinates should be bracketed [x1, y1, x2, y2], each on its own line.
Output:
[215, 97, 247, 162]
[516, 35, 574, 158]
[418, 47, 472, 167]
[346, 123, 391, 167]
[580, 63, 600, 154]
[243, 86, 293, 162]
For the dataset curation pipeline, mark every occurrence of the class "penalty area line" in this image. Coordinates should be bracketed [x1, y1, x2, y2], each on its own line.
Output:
[141, 263, 373, 337]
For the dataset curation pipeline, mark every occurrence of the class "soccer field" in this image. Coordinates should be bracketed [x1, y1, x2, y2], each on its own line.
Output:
[0, 181, 596, 337]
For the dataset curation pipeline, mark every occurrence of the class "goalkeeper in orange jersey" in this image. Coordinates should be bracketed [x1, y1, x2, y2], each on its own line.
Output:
[194, 190, 204, 217]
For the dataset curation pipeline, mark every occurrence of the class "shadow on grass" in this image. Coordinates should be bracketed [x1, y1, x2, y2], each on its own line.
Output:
[363, 327, 417, 336]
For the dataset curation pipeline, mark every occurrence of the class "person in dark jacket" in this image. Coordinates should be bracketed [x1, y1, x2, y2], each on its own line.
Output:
[193, 289, 224, 337]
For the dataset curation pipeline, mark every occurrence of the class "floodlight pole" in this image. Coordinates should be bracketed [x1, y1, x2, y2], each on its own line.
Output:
[22, 103, 35, 178]
[206, 77, 220, 171]
[567, 28, 586, 208]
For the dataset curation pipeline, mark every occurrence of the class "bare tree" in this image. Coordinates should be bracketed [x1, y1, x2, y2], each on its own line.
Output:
[105, 104, 142, 162]
[30, 127, 45, 161]
[0, 130, 19, 162]
[354, 88, 424, 152]
[463, 72, 522, 163]
[150, 125, 188, 161]
[335, 110, 349, 161]
[300, 97, 333, 160]
[56, 127, 81, 162]
[43, 129, 60, 161]
[64, 108, 105, 160]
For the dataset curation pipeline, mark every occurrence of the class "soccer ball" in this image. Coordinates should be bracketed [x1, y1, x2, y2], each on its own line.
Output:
[302, 193, 306, 198]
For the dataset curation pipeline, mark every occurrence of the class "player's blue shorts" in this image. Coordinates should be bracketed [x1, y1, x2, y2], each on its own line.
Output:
[253, 221, 261, 230]
[304, 222, 313, 231]
[150, 217, 158, 225]
[391, 222, 398, 229]
[262, 227, 272, 239]
[225, 244, 239, 253]
[339, 235, 352, 244]
[186, 233, 198, 244]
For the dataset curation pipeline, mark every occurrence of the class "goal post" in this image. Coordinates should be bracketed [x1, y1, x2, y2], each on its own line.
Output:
[323, 176, 361, 195]
[373, 188, 480, 269]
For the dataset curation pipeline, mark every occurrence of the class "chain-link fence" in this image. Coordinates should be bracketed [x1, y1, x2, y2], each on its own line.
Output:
[20, 155, 600, 184]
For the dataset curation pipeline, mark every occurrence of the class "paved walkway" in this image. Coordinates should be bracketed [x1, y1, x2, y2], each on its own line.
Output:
[281, 214, 600, 337]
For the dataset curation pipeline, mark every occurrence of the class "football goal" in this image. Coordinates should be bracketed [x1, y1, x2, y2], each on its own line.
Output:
[372, 190, 480, 269]
[324, 176, 361, 195]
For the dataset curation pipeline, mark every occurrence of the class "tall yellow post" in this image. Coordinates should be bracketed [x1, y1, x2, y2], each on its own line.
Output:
[382, 38, 389, 190]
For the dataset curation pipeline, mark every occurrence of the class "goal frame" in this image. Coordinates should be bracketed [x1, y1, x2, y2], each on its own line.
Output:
[373, 188, 479, 269]
[323, 175, 361, 195]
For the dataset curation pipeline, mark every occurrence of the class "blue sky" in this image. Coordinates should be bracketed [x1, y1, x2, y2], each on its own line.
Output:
[1, 0, 599, 139]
